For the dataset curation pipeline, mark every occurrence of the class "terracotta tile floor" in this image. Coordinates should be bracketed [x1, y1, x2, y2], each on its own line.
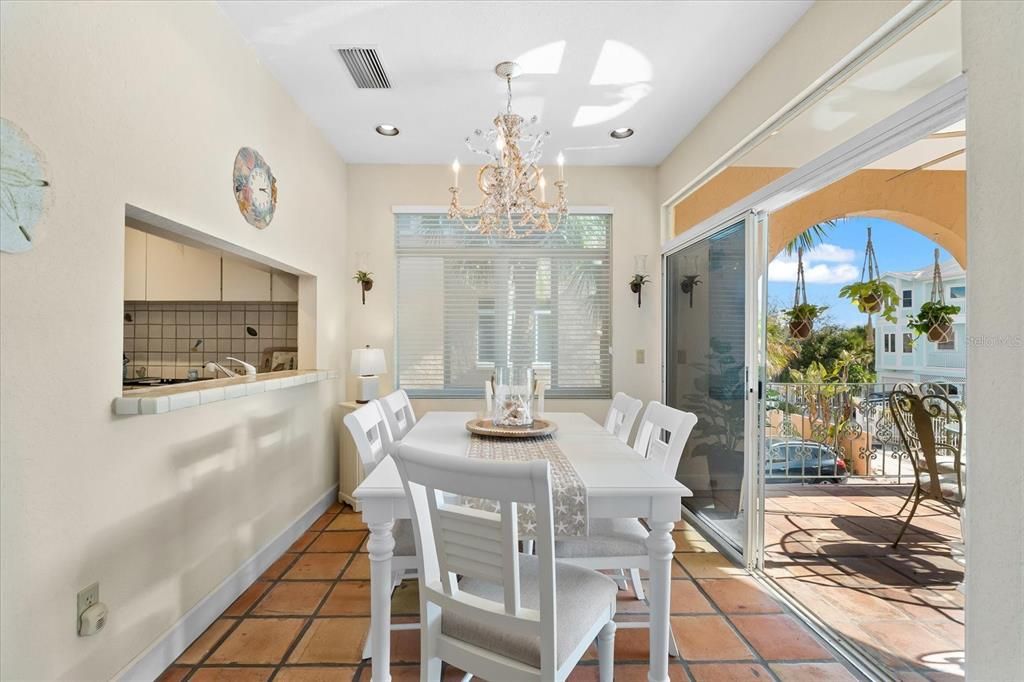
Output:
[763, 484, 964, 680]
[159, 502, 858, 681]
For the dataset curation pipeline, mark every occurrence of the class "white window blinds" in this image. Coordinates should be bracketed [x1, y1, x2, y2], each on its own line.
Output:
[395, 212, 612, 398]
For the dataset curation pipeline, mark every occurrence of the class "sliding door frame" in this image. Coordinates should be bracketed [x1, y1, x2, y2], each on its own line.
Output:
[660, 74, 967, 677]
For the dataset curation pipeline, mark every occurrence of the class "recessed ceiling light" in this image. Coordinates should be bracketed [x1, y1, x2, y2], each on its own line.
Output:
[610, 127, 634, 139]
[375, 124, 399, 136]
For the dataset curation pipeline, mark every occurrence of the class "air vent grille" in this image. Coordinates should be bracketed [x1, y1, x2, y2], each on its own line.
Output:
[337, 47, 391, 89]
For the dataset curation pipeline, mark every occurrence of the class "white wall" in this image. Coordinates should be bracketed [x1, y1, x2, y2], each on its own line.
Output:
[346, 165, 660, 423]
[963, 1, 1024, 678]
[656, 0, 909, 206]
[0, 2, 348, 679]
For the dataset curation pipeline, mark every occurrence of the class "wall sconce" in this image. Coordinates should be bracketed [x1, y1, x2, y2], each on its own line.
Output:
[629, 255, 650, 308]
[680, 274, 701, 308]
[353, 251, 373, 305]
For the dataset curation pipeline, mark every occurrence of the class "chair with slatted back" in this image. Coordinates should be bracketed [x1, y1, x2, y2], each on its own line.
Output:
[342, 402, 419, 658]
[604, 392, 643, 443]
[378, 389, 417, 449]
[555, 400, 696, 654]
[394, 444, 618, 682]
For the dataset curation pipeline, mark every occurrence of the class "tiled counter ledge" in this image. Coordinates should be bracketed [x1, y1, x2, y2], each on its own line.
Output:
[113, 369, 338, 416]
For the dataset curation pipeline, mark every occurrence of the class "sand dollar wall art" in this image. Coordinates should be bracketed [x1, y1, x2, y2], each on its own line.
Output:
[1, 118, 50, 253]
[233, 147, 277, 229]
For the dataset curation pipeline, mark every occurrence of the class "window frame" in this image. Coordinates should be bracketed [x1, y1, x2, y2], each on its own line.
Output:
[902, 289, 913, 308]
[393, 209, 613, 399]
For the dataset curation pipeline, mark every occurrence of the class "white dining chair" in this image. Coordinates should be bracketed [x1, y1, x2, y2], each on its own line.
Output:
[342, 402, 420, 658]
[394, 444, 618, 682]
[378, 388, 417, 447]
[604, 392, 643, 443]
[555, 401, 696, 653]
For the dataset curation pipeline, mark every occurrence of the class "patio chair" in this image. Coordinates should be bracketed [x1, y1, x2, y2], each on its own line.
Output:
[888, 390, 965, 548]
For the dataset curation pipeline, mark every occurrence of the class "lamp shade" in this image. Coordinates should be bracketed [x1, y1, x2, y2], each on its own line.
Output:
[351, 347, 386, 375]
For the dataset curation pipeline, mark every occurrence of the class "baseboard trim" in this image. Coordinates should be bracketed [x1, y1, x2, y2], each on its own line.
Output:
[116, 485, 339, 681]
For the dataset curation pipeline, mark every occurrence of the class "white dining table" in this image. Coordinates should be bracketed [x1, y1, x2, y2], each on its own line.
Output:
[354, 411, 693, 682]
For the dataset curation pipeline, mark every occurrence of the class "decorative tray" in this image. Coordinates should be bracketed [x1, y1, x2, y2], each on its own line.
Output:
[465, 417, 558, 438]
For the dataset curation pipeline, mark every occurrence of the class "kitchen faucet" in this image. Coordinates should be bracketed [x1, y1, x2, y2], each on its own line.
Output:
[205, 357, 257, 378]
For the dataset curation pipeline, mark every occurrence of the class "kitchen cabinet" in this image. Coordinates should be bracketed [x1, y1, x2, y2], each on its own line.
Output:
[222, 256, 271, 301]
[145, 232, 221, 301]
[124, 227, 147, 300]
[271, 270, 299, 303]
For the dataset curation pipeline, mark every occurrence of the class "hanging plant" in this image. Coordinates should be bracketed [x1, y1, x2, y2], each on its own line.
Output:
[908, 301, 960, 342]
[908, 249, 960, 343]
[838, 280, 899, 321]
[838, 226, 899, 340]
[785, 247, 826, 340]
[353, 270, 374, 305]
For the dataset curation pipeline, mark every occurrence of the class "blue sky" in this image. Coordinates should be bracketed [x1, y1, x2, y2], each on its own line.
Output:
[767, 216, 952, 327]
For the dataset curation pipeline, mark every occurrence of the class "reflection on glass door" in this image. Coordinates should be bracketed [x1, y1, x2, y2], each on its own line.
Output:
[665, 219, 751, 553]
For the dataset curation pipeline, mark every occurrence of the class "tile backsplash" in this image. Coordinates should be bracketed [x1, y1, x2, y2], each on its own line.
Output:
[124, 302, 298, 380]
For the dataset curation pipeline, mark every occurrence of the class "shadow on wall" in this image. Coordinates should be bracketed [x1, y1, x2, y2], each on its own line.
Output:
[69, 407, 310, 679]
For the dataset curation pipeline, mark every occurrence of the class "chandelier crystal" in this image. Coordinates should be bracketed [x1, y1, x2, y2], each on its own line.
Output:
[448, 61, 568, 238]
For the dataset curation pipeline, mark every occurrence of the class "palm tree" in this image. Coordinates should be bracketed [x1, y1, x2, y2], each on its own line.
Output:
[783, 219, 843, 256]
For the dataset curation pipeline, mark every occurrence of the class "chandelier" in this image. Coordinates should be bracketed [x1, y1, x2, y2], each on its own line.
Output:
[448, 61, 568, 238]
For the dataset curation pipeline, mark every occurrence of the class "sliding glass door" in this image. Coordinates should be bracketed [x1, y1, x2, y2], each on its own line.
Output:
[664, 213, 766, 561]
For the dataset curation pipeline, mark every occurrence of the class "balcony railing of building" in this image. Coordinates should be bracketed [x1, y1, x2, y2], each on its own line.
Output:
[764, 381, 965, 483]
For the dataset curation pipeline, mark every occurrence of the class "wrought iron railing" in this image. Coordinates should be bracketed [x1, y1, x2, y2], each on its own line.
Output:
[764, 381, 965, 483]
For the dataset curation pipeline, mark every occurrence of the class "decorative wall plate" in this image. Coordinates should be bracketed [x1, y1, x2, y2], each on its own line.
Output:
[1, 118, 50, 253]
[466, 417, 558, 439]
[233, 147, 277, 228]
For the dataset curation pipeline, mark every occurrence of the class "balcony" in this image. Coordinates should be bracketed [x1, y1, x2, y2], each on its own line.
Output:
[762, 383, 965, 678]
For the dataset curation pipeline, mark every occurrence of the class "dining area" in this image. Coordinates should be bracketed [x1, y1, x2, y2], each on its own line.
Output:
[347, 380, 697, 681]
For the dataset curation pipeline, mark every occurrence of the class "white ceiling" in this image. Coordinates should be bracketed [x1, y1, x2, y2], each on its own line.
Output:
[218, 1, 811, 166]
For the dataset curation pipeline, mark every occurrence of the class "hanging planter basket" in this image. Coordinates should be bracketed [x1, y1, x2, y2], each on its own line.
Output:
[838, 226, 899, 332]
[859, 290, 883, 313]
[926, 319, 954, 343]
[785, 249, 826, 340]
[908, 251, 961, 345]
[789, 318, 813, 340]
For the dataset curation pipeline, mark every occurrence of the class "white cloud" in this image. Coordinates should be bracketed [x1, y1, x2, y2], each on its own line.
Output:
[768, 243, 859, 283]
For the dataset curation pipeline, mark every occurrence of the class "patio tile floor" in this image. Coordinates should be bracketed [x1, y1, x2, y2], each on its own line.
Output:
[764, 484, 964, 680]
[159, 502, 859, 681]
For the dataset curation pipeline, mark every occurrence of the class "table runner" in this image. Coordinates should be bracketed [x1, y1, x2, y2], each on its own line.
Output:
[463, 434, 588, 537]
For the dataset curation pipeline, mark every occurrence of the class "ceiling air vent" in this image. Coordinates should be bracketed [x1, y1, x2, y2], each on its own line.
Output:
[337, 47, 391, 89]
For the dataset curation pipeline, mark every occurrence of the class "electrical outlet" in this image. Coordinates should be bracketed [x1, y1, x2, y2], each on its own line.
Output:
[77, 583, 99, 623]
[635, 349, 646, 364]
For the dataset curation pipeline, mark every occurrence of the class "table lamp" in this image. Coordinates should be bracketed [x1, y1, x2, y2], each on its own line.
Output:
[351, 346, 387, 403]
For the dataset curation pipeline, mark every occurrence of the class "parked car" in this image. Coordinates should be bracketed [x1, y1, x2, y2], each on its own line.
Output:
[765, 439, 848, 484]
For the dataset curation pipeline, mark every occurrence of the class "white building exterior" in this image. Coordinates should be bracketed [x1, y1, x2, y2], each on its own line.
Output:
[874, 259, 966, 387]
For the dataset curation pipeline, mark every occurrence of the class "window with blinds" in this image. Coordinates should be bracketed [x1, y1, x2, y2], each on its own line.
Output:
[395, 212, 612, 398]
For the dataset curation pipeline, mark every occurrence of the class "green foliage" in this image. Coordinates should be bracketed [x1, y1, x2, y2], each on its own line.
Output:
[838, 279, 899, 323]
[784, 303, 828, 323]
[907, 301, 961, 337]
[779, 322, 876, 384]
[353, 270, 374, 283]
[783, 220, 841, 256]
[630, 273, 651, 286]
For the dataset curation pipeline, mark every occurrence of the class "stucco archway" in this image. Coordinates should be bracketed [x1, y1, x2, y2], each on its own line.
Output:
[672, 166, 966, 265]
